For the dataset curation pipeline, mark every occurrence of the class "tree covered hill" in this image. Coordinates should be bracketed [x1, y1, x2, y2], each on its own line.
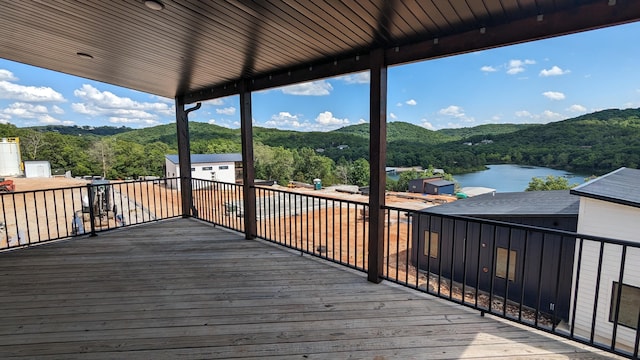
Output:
[1, 107, 639, 179]
[437, 123, 540, 139]
[470, 108, 640, 174]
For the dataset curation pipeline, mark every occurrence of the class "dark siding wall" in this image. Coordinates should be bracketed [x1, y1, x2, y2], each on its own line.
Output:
[412, 214, 576, 321]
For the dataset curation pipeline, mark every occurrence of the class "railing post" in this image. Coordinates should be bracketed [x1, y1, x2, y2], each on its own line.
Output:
[368, 47, 387, 283]
[87, 184, 97, 237]
[175, 96, 200, 217]
[240, 79, 257, 239]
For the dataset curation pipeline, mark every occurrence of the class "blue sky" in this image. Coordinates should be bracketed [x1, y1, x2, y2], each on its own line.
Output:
[1, 21, 639, 132]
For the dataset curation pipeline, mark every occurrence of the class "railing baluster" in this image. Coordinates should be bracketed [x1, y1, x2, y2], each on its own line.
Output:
[590, 241, 606, 344]
[611, 245, 627, 351]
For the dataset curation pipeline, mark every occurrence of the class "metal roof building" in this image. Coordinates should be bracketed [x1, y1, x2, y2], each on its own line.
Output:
[165, 154, 243, 165]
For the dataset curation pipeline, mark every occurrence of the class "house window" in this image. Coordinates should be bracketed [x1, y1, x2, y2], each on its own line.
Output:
[190, 167, 195, 171]
[496, 247, 516, 281]
[202, 166, 213, 170]
[610, 282, 640, 330]
[219, 165, 229, 170]
[423, 231, 439, 258]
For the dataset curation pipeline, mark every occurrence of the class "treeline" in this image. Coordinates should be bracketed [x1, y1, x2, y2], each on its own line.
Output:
[2, 107, 639, 184]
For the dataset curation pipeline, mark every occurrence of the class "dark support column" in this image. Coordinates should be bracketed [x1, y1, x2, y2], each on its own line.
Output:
[240, 80, 257, 239]
[175, 96, 192, 217]
[368, 48, 387, 283]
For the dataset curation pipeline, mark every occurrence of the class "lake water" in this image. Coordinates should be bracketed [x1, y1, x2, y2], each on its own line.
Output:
[453, 164, 589, 192]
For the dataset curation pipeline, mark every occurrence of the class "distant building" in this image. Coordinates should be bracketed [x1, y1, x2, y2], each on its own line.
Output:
[408, 176, 443, 193]
[569, 167, 640, 349]
[23, 160, 52, 178]
[165, 153, 242, 189]
[337, 145, 349, 150]
[413, 190, 579, 322]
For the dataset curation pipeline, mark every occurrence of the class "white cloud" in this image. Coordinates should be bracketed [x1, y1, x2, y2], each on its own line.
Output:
[507, 59, 535, 75]
[421, 120, 435, 130]
[51, 105, 65, 114]
[514, 109, 564, 123]
[280, 80, 333, 96]
[0, 81, 65, 102]
[481, 66, 497, 72]
[542, 91, 566, 100]
[2, 103, 74, 125]
[315, 111, 349, 126]
[438, 105, 475, 125]
[389, 112, 397, 120]
[204, 98, 224, 106]
[216, 107, 236, 115]
[208, 119, 216, 124]
[72, 84, 172, 126]
[542, 110, 562, 120]
[405, 99, 417, 106]
[539, 65, 570, 77]
[109, 117, 160, 126]
[567, 104, 587, 112]
[338, 72, 370, 84]
[515, 110, 533, 118]
[0, 69, 18, 81]
[358, 118, 367, 124]
[3, 102, 49, 118]
[264, 112, 304, 128]
[439, 105, 465, 117]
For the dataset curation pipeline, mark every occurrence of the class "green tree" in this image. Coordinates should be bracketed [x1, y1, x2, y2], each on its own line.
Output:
[254, 143, 294, 185]
[347, 158, 369, 187]
[525, 175, 573, 191]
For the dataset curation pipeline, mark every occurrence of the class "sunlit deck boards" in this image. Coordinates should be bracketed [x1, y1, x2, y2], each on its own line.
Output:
[0, 219, 622, 359]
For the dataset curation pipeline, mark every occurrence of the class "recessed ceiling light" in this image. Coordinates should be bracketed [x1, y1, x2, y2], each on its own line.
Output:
[144, 0, 165, 10]
[76, 52, 94, 60]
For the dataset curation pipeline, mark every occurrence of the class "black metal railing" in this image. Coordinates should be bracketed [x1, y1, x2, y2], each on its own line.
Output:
[0, 178, 182, 250]
[191, 178, 245, 232]
[253, 186, 369, 272]
[383, 206, 640, 359]
[6, 176, 636, 358]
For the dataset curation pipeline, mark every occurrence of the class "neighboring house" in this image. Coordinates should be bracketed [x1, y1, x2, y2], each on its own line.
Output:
[23, 160, 52, 178]
[414, 190, 579, 321]
[569, 167, 640, 350]
[408, 176, 444, 193]
[165, 153, 242, 189]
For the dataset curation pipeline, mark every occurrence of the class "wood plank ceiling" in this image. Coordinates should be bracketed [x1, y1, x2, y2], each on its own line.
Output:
[1, 0, 639, 103]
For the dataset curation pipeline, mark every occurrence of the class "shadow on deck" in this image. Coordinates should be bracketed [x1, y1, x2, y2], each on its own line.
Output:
[0, 218, 622, 359]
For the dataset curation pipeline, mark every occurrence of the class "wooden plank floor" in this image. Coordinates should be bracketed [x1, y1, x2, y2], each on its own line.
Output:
[0, 218, 623, 359]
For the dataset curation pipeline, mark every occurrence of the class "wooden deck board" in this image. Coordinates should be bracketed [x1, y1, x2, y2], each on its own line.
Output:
[0, 218, 622, 359]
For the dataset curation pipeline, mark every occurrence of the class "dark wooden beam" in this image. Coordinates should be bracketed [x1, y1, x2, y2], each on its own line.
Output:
[182, 0, 640, 104]
[175, 96, 192, 217]
[184, 52, 370, 104]
[240, 80, 257, 240]
[385, 0, 640, 66]
[367, 47, 387, 284]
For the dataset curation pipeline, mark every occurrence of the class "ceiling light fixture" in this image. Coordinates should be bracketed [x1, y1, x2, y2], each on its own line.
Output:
[76, 52, 94, 60]
[144, 0, 165, 11]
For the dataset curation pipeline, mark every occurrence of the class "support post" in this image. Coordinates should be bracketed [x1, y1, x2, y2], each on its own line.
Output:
[175, 96, 193, 217]
[240, 80, 257, 239]
[368, 48, 387, 283]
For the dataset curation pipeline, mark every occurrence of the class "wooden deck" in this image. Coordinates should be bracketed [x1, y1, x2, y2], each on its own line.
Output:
[0, 218, 623, 359]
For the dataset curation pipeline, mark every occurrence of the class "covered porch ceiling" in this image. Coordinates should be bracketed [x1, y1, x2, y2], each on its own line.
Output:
[2, 0, 640, 104]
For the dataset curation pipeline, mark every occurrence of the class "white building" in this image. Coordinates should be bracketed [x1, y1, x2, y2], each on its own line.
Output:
[569, 167, 640, 351]
[24, 160, 52, 178]
[165, 153, 242, 189]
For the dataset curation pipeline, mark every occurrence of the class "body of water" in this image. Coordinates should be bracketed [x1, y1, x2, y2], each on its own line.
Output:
[453, 164, 589, 192]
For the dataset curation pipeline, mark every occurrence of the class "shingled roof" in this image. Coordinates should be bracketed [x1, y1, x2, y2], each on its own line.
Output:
[570, 167, 640, 208]
[424, 190, 579, 217]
